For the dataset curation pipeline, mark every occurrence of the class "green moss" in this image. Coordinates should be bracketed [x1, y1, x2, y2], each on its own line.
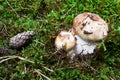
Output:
[0, 0, 120, 79]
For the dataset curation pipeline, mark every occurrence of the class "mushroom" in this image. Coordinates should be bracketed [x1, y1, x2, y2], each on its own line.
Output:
[55, 31, 76, 51]
[55, 31, 97, 60]
[73, 12, 108, 41]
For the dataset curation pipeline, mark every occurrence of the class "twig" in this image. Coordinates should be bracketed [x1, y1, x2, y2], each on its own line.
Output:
[0, 57, 16, 63]
[53, 50, 59, 54]
[0, 56, 9, 59]
[0, 55, 34, 64]
[6, 0, 20, 18]
[42, 66, 54, 72]
[0, 55, 54, 72]
[61, 4, 76, 19]
[83, 61, 97, 72]
[34, 69, 51, 80]
[53, 49, 65, 54]
[108, 76, 116, 80]
[33, 40, 45, 46]
[17, 56, 34, 64]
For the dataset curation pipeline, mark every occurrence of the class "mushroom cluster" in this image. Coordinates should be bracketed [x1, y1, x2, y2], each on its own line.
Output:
[55, 12, 108, 60]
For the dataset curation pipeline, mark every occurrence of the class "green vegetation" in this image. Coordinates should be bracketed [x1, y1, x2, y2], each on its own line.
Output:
[0, 0, 120, 79]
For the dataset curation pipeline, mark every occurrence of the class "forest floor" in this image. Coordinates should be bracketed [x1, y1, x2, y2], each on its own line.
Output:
[0, 0, 120, 80]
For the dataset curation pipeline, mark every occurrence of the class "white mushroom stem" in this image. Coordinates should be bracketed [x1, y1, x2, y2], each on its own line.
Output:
[68, 35, 97, 60]
[75, 35, 96, 55]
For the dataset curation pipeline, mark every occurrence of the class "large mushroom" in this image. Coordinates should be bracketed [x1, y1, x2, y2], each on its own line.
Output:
[73, 12, 108, 41]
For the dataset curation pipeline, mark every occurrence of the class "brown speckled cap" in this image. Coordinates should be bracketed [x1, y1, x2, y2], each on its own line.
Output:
[55, 31, 76, 51]
[73, 12, 108, 41]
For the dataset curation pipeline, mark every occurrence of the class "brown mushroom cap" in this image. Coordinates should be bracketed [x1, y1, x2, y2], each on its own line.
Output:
[55, 31, 76, 51]
[73, 12, 108, 41]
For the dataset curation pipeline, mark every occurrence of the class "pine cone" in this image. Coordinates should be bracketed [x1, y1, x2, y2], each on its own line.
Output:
[0, 46, 16, 56]
[9, 31, 35, 49]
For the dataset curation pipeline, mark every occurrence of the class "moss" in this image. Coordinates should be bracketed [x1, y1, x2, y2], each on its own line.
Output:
[0, 0, 120, 79]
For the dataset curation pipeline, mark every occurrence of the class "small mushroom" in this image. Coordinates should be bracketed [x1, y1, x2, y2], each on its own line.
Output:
[73, 12, 108, 41]
[55, 31, 76, 51]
